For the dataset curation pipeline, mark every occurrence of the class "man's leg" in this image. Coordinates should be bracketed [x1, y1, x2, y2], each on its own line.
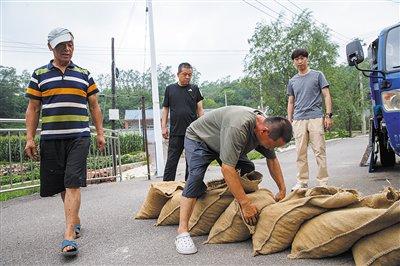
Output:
[308, 118, 329, 185]
[175, 138, 215, 254]
[177, 196, 197, 234]
[61, 188, 81, 252]
[62, 137, 90, 252]
[163, 136, 184, 181]
[293, 120, 310, 187]
[61, 191, 80, 233]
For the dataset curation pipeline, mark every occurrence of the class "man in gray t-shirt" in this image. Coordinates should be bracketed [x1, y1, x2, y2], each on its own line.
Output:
[287, 48, 333, 190]
[175, 106, 293, 255]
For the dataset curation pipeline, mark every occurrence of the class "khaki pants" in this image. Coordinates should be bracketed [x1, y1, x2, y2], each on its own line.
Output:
[292, 118, 329, 184]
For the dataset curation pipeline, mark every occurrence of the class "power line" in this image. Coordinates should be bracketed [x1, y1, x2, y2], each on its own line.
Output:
[272, 0, 297, 16]
[117, 1, 136, 54]
[0, 49, 248, 56]
[241, 0, 279, 20]
[0, 42, 248, 53]
[286, 0, 302, 12]
[285, 0, 351, 41]
[254, 0, 282, 17]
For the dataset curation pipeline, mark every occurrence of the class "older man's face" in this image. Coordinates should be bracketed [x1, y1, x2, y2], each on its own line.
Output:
[177, 67, 192, 86]
[256, 128, 286, 149]
[51, 41, 74, 65]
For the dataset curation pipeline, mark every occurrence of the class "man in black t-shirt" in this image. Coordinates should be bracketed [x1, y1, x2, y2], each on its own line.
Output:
[161, 62, 204, 181]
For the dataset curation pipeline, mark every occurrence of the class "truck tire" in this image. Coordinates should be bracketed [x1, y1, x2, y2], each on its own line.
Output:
[378, 135, 396, 167]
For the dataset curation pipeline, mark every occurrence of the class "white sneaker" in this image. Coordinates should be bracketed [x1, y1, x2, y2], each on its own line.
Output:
[291, 182, 308, 191]
[175, 232, 197, 255]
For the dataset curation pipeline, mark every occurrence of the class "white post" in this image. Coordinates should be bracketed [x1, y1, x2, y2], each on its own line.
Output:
[360, 72, 366, 135]
[138, 107, 141, 133]
[146, 0, 164, 176]
[259, 82, 264, 111]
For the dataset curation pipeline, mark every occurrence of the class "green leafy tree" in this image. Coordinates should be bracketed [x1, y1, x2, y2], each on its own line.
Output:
[245, 11, 338, 116]
[0, 66, 29, 121]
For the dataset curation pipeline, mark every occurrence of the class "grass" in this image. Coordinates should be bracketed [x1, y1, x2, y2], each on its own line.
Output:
[0, 186, 40, 201]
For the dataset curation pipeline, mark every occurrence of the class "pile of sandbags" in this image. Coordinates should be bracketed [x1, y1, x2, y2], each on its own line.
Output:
[252, 187, 360, 255]
[206, 188, 276, 244]
[352, 223, 400, 266]
[135, 170, 264, 230]
[135, 181, 185, 219]
[189, 171, 263, 236]
[288, 187, 400, 259]
[134, 174, 399, 265]
[156, 190, 182, 225]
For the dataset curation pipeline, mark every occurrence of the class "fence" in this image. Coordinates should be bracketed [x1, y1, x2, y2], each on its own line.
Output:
[0, 118, 122, 194]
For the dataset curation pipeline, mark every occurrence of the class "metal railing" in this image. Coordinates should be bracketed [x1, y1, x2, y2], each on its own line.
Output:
[0, 119, 122, 193]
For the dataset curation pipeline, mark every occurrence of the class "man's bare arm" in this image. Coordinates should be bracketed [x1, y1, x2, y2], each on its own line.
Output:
[88, 94, 105, 151]
[221, 163, 258, 225]
[266, 158, 286, 201]
[24, 99, 41, 159]
[287, 95, 294, 123]
[161, 106, 169, 139]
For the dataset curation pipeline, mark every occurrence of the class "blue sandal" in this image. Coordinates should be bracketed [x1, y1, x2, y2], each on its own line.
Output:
[61, 239, 78, 257]
[74, 224, 81, 239]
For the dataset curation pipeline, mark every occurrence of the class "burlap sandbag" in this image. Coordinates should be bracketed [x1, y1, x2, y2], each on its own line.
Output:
[135, 181, 185, 219]
[351, 186, 400, 209]
[352, 223, 400, 266]
[238, 171, 263, 193]
[188, 171, 263, 236]
[289, 188, 400, 259]
[252, 187, 360, 256]
[206, 188, 276, 244]
[156, 190, 182, 226]
[188, 186, 233, 236]
[207, 170, 263, 193]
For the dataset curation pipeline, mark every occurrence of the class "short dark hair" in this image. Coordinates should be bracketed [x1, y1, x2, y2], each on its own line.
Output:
[264, 116, 293, 143]
[291, 48, 309, 60]
[178, 62, 192, 73]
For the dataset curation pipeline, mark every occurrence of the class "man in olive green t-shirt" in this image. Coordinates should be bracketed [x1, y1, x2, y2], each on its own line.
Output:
[175, 106, 293, 255]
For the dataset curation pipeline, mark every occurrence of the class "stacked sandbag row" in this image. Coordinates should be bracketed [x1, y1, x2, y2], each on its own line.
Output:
[251, 186, 360, 256]
[287, 187, 400, 264]
[135, 181, 185, 219]
[134, 175, 399, 265]
[135, 171, 268, 236]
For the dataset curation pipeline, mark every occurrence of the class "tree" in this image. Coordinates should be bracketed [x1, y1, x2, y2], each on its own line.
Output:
[245, 11, 338, 116]
[0, 66, 29, 120]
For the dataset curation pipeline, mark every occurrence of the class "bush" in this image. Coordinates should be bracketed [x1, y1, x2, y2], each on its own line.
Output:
[119, 133, 143, 155]
[0, 135, 39, 163]
[0, 167, 39, 186]
[121, 152, 146, 164]
[0, 187, 40, 201]
[0, 132, 143, 162]
[325, 130, 350, 140]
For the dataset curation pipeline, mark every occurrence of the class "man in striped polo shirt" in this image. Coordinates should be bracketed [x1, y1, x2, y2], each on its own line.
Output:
[24, 28, 105, 257]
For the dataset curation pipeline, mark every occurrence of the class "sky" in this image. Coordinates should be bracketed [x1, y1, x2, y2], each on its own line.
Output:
[0, 0, 399, 83]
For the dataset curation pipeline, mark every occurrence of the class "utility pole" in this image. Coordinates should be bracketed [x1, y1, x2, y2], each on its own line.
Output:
[259, 81, 264, 111]
[224, 92, 227, 106]
[147, 0, 164, 177]
[110, 37, 117, 177]
[111, 38, 116, 131]
[141, 97, 151, 180]
[359, 72, 367, 135]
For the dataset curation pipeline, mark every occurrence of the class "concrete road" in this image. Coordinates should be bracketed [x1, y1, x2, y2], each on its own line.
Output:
[1, 135, 399, 265]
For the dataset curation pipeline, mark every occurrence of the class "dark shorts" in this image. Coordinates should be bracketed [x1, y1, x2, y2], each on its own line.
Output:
[182, 137, 255, 198]
[39, 137, 90, 197]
